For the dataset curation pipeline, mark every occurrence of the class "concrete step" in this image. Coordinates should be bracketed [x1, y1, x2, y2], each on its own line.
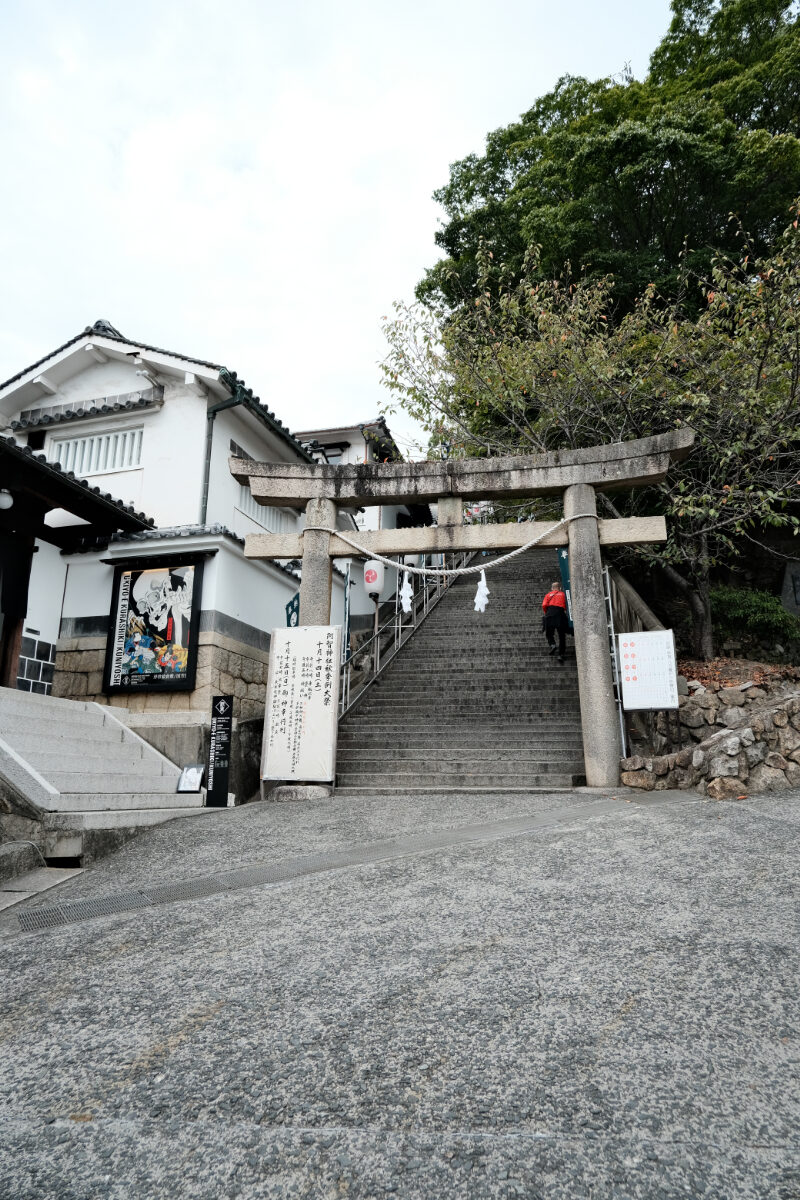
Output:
[47, 792, 204, 813]
[1, 710, 114, 738]
[43, 806, 213, 831]
[46, 772, 178, 794]
[0, 688, 95, 714]
[16, 748, 151, 774]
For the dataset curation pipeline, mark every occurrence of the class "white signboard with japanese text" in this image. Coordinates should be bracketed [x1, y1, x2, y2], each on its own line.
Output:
[262, 626, 342, 781]
[617, 630, 679, 711]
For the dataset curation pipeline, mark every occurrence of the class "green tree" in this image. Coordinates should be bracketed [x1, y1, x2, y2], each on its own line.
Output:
[421, 0, 800, 314]
[382, 215, 800, 658]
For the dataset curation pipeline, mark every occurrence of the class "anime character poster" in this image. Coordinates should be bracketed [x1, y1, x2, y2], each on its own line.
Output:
[103, 560, 203, 693]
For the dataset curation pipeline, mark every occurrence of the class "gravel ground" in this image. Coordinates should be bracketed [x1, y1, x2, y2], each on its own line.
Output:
[2, 787, 799, 1199]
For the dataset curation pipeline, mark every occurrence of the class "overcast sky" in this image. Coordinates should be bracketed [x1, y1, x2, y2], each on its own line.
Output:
[0, 0, 671, 455]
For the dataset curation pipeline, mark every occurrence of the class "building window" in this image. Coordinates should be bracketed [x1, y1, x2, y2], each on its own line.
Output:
[49, 427, 144, 476]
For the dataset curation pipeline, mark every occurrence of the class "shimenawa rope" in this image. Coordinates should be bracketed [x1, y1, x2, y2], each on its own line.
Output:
[301, 512, 598, 579]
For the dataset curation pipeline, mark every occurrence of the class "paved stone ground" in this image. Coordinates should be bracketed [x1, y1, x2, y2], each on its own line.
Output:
[1, 788, 799, 1199]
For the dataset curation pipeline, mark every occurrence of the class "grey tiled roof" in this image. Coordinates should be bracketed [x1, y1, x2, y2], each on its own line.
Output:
[0, 436, 153, 527]
[1, 319, 313, 464]
[11, 389, 161, 432]
[0, 319, 223, 391]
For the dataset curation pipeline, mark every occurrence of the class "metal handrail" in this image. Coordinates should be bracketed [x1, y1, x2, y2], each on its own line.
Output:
[339, 550, 475, 718]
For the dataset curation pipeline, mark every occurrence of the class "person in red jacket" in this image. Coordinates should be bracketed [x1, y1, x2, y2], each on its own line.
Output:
[542, 580, 568, 663]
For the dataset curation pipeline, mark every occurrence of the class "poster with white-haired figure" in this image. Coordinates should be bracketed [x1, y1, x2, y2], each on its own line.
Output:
[103, 559, 204, 693]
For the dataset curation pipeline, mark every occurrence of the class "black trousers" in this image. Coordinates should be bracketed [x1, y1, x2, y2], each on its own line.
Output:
[544, 609, 567, 657]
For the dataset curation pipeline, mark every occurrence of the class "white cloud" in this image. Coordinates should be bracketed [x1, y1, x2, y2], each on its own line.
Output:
[0, 0, 671, 450]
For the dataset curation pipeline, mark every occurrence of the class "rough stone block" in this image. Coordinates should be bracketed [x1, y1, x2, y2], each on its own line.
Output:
[748, 763, 789, 793]
[692, 749, 705, 770]
[694, 692, 720, 710]
[746, 687, 767, 700]
[765, 751, 789, 771]
[653, 758, 670, 776]
[675, 748, 693, 768]
[721, 735, 741, 756]
[219, 673, 235, 695]
[773, 710, 789, 727]
[707, 754, 739, 778]
[778, 725, 800, 755]
[680, 709, 705, 729]
[745, 742, 767, 767]
[86, 671, 103, 696]
[739, 727, 755, 747]
[720, 687, 746, 707]
[620, 770, 655, 790]
[786, 762, 800, 786]
[621, 755, 646, 771]
[720, 708, 746, 729]
[707, 776, 746, 801]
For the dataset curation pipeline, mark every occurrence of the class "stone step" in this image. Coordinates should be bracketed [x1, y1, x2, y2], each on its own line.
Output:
[46, 791, 203, 813]
[337, 748, 584, 764]
[355, 687, 578, 699]
[357, 702, 582, 713]
[338, 759, 584, 776]
[336, 771, 580, 788]
[46, 772, 178, 794]
[348, 719, 582, 731]
[334, 786, 575, 795]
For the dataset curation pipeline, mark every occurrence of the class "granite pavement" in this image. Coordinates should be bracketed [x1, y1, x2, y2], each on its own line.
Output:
[1, 787, 799, 1199]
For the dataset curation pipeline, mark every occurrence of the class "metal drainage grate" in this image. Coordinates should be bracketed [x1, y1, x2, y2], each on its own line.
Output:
[145, 878, 225, 905]
[59, 892, 152, 920]
[17, 907, 70, 932]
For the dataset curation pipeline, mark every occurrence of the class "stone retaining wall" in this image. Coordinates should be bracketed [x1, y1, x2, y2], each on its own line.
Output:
[621, 676, 800, 798]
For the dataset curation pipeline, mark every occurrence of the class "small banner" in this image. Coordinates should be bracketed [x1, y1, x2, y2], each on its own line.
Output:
[557, 548, 574, 632]
[285, 592, 300, 627]
[206, 694, 233, 807]
[262, 626, 342, 782]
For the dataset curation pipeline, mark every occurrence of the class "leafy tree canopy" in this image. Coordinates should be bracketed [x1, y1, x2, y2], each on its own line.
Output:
[383, 212, 800, 657]
[420, 0, 800, 313]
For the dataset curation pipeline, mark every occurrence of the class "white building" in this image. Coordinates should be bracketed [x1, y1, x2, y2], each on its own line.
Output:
[295, 418, 432, 623]
[0, 319, 351, 721]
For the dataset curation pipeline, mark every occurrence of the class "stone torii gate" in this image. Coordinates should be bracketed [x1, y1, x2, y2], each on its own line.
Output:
[231, 428, 693, 787]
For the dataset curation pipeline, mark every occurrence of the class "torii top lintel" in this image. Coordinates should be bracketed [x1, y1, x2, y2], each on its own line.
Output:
[230, 428, 694, 509]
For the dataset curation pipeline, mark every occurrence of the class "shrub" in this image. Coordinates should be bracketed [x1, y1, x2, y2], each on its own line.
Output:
[711, 586, 800, 657]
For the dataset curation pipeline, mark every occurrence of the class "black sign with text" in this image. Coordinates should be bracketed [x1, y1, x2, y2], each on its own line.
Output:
[206, 694, 233, 808]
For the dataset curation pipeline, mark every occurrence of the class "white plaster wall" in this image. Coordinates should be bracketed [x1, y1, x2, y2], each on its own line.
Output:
[25, 541, 68, 642]
[42, 380, 207, 525]
[207, 542, 345, 633]
[206, 406, 304, 534]
[39, 358, 140, 406]
[60, 554, 114, 620]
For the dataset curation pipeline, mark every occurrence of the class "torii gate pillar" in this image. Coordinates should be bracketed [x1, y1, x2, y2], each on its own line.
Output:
[299, 497, 336, 625]
[564, 483, 621, 785]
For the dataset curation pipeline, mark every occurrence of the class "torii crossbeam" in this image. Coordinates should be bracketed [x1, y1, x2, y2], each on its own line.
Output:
[231, 428, 694, 787]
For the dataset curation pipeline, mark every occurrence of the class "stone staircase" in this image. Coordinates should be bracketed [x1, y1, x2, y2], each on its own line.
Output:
[0, 687, 210, 859]
[337, 548, 585, 792]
